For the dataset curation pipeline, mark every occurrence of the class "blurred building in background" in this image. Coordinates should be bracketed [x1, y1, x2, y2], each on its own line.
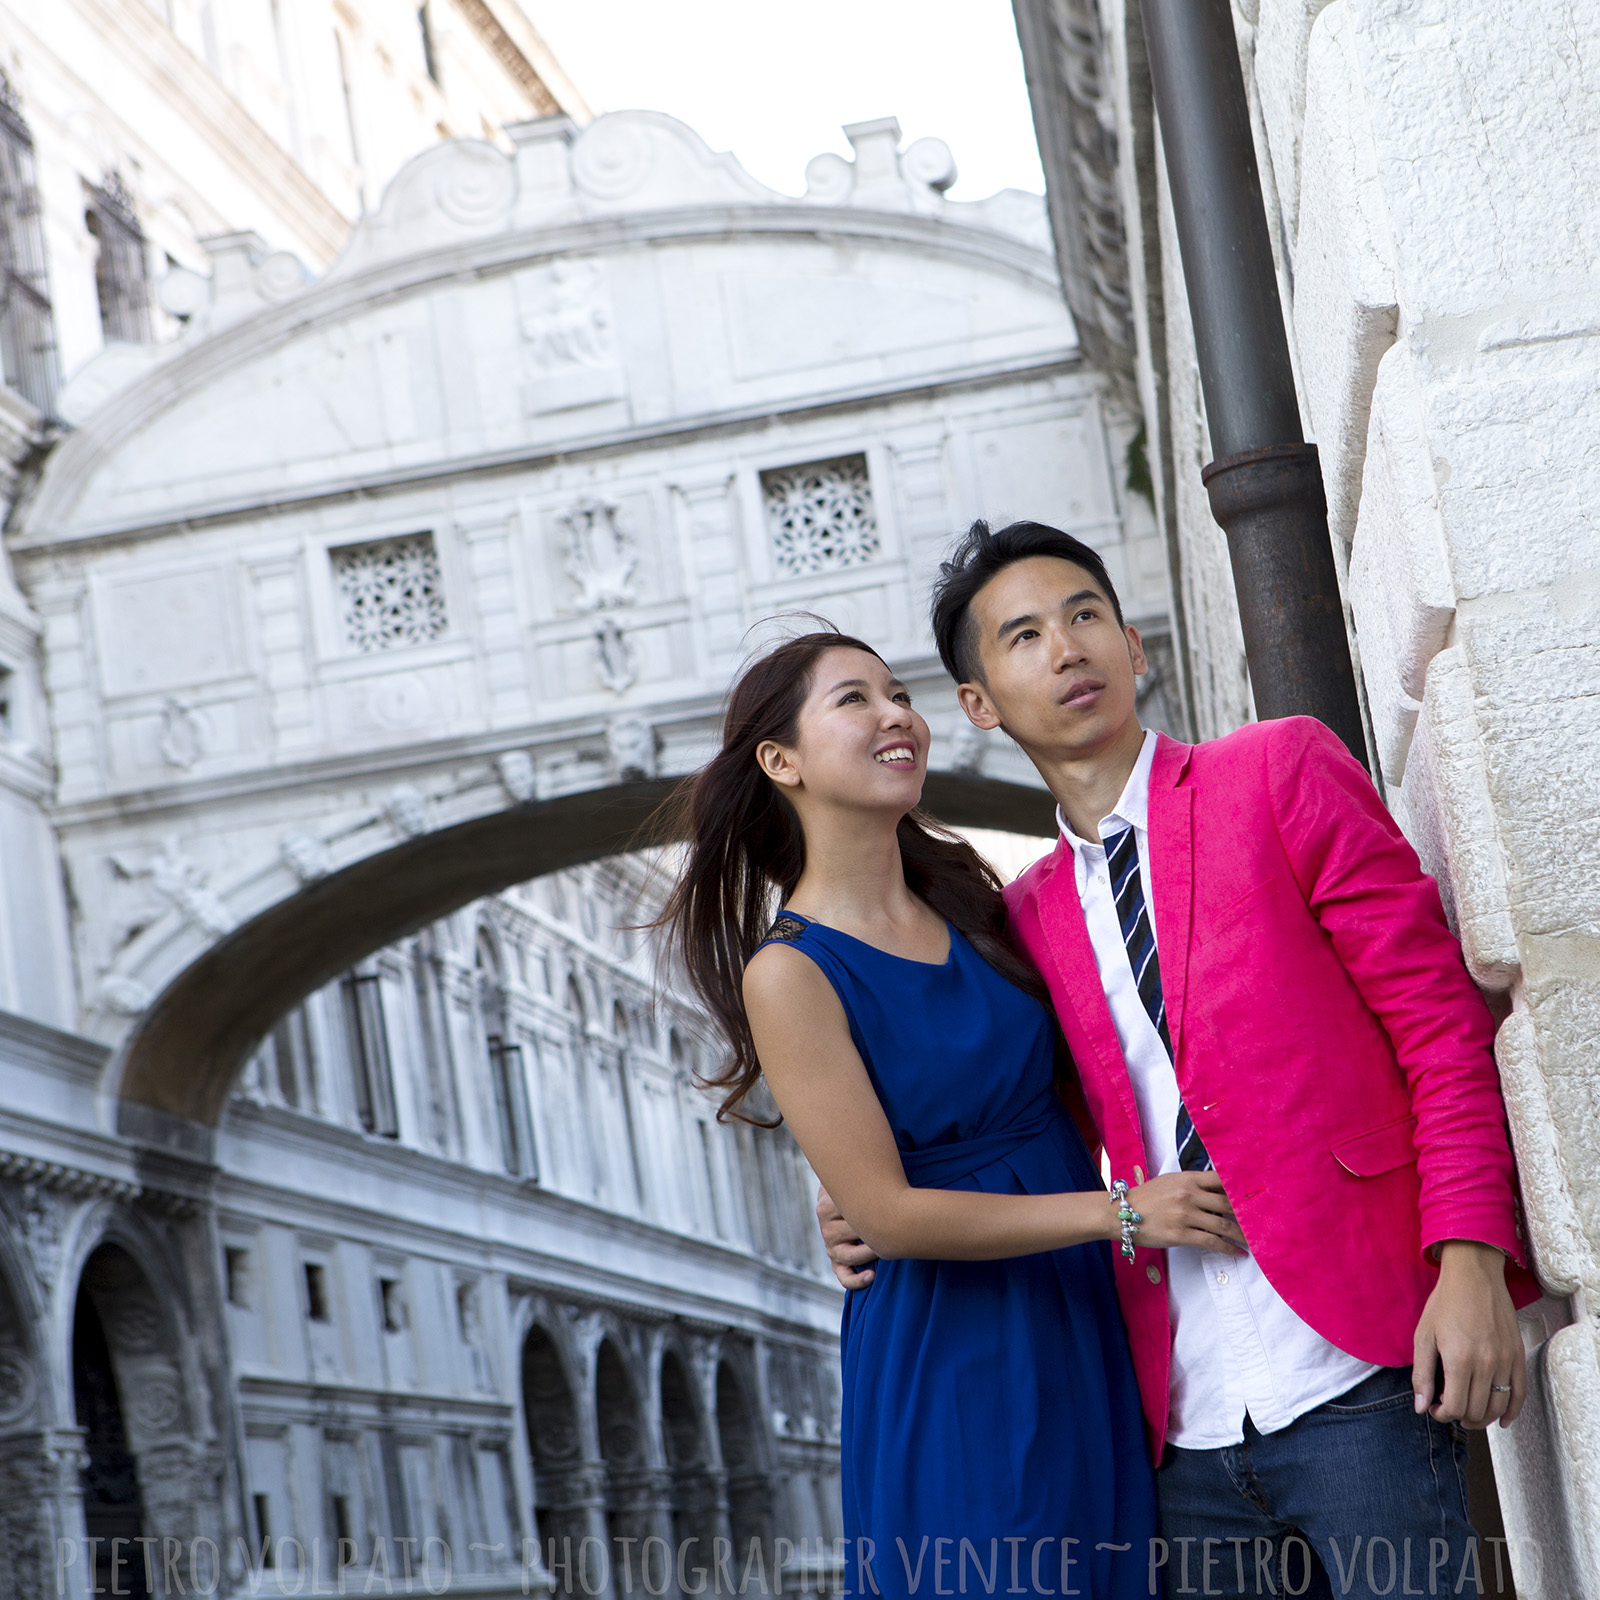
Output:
[1012, 0, 1600, 1588]
[0, 4, 1166, 1595]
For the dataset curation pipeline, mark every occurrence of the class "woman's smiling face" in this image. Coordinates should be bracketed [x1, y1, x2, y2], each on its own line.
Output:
[758, 645, 930, 813]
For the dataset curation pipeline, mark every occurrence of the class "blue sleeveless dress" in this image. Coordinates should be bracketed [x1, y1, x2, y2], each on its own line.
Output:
[761, 913, 1155, 1599]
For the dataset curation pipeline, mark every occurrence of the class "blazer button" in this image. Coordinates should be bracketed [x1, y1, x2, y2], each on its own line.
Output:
[1145, 1264, 1162, 1285]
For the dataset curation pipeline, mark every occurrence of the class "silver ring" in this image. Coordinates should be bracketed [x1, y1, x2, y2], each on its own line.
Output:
[1490, 1384, 1513, 1393]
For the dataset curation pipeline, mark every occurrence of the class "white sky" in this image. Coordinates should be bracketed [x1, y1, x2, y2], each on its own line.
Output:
[531, 1, 1046, 202]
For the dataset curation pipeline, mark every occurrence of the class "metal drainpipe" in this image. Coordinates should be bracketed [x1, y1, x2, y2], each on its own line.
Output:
[1139, 0, 1367, 762]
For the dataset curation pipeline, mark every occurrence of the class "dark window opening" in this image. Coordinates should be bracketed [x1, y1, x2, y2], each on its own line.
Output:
[0, 73, 59, 412]
[303, 1261, 330, 1323]
[419, 4, 440, 84]
[487, 1033, 529, 1175]
[379, 1277, 405, 1333]
[341, 971, 398, 1136]
[85, 172, 150, 344]
[225, 1245, 252, 1309]
[252, 1493, 275, 1565]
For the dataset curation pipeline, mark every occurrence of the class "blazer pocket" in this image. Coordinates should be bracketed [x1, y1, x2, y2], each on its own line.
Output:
[1331, 1115, 1418, 1177]
[1198, 879, 1279, 943]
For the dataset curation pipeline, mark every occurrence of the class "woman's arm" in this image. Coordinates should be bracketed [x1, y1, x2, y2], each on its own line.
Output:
[744, 944, 1245, 1262]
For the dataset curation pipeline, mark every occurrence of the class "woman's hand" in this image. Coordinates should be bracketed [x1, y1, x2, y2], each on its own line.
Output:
[1127, 1170, 1249, 1255]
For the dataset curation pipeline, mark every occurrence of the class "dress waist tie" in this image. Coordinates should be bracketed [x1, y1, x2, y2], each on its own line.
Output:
[897, 1111, 1060, 1189]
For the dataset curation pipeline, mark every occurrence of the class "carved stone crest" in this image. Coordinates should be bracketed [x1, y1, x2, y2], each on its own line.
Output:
[158, 698, 204, 769]
[560, 500, 636, 612]
[593, 618, 638, 695]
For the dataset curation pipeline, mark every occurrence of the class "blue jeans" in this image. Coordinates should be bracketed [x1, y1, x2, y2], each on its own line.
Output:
[1154, 1367, 1485, 1597]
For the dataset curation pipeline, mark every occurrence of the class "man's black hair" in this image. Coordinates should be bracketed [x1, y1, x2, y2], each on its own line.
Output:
[930, 519, 1125, 684]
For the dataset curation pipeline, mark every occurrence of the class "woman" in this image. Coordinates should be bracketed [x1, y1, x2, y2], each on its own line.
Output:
[659, 630, 1246, 1599]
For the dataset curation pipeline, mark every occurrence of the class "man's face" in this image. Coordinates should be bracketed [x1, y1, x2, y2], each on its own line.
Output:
[955, 555, 1146, 762]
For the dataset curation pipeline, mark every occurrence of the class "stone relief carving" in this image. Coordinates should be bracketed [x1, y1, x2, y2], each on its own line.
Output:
[606, 716, 658, 782]
[280, 831, 330, 883]
[947, 722, 987, 776]
[496, 750, 537, 804]
[0, 1349, 35, 1427]
[592, 618, 638, 695]
[387, 784, 430, 838]
[109, 838, 234, 940]
[158, 697, 204, 769]
[522, 261, 614, 370]
[7, 1185, 70, 1289]
[518, 260, 626, 415]
[561, 500, 636, 611]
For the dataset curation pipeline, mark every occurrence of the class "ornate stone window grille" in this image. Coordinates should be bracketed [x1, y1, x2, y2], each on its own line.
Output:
[85, 172, 150, 344]
[761, 454, 880, 577]
[0, 75, 59, 412]
[330, 532, 448, 653]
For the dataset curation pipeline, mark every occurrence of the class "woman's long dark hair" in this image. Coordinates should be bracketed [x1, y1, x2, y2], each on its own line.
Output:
[655, 628, 1055, 1124]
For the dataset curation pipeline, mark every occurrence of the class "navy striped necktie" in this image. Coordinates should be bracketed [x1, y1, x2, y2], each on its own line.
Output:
[1104, 825, 1211, 1173]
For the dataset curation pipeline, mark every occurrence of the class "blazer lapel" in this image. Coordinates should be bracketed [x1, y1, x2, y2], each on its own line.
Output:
[1031, 841, 1145, 1153]
[1148, 734, 1195, 1071]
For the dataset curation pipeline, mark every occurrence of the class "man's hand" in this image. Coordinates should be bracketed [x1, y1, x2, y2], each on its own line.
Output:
[1412, 1240, 1525, 1428]
[817, 1184, 878, 1289]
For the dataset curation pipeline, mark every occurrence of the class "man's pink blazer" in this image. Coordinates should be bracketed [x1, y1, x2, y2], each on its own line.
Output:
[1003, 717, 1538, 1456]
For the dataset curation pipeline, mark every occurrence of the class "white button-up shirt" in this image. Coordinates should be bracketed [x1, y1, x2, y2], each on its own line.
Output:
[1059, 729, 1374, 1449]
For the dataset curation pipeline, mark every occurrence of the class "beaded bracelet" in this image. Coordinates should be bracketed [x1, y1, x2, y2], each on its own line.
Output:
[1109, 1179, 1142, 1263]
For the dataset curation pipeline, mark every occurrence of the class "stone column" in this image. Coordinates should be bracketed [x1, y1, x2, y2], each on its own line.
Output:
[0, 1427, 91, 1600]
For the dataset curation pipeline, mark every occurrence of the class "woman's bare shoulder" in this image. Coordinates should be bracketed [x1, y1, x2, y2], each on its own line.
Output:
[743, 938, 828, 1000]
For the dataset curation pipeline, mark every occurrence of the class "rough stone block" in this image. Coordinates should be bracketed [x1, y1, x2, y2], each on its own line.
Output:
[1351, 0, 1600, 324]
[1424, 352, 1600, 601]
[1458, 596, 1600, 948]
[1397, 647, 1517, 986]
[1494, 1011, 1591, 1299]
[1489, 1316, 1599, 1599]
[1291, 2, 1397, 545]
[1348, 346, 1453, 783]
[1253, 0, 1336, 243]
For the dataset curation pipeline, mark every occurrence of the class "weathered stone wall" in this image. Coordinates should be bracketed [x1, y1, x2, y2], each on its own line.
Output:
[1150, 0, 1600, 1587]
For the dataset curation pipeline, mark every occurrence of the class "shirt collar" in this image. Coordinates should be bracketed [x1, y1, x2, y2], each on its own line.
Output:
[1056, 728, 1160, 858]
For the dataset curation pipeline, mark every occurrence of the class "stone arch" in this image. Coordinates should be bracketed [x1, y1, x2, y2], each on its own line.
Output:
[657, 1343, 719, 1563]
[714, 1357, 773, 1566]
[69, 1236, 222, 1594]
[594, 1335, 663, 1580]
[111, 771, 1050, 1141]
[0, 1234, 61, 1599]
[520, 1321, 588, 1550]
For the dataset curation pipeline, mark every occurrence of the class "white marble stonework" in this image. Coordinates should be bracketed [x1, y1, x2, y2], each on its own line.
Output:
[10, 110, 1167, 1081]
[1013, 0, 1600, 1587]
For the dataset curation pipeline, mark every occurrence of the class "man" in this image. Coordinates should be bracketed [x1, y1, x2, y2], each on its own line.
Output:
[819, 520, 1537, 1596]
